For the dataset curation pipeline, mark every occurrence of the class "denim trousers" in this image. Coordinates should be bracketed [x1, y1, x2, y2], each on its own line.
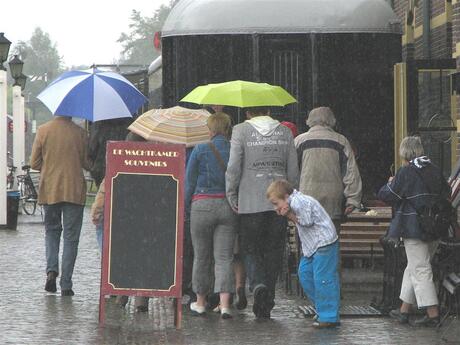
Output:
[95, 214, 104, 253]
[43, 202, 84, 290]
[96, 222, 103, 253]
[190, 198, 237, 294]
[298, 241, 340, 323]
[239, 211, 287, 301]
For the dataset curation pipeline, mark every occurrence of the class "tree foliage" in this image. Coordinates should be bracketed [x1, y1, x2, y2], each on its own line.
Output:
[12, 27, 63, 124]
[118, 0, 179, 65]
[13, 27, 63, 98]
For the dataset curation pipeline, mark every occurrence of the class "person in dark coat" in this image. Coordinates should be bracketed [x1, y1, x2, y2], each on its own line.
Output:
[378, 136, 450, 327]
[88, 118, 131, 187]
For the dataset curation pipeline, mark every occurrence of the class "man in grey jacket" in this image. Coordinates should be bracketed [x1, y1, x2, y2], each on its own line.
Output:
[295, 107, 362, 231]
[226, 107, 299, 318]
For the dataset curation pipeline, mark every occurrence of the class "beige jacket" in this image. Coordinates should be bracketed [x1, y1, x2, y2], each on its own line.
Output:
[30, 117, 90, 205]
[295, 125, 362, 220]
[90, 178, 105, 224]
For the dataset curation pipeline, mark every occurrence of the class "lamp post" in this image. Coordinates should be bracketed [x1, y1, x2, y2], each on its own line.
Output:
[9, 55, 26, 190]
[0, 33, 11, 227]
[16, 74, 27, 160]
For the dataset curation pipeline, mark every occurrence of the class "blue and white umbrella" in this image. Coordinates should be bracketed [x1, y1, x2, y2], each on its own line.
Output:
[37, 68, 147, 122]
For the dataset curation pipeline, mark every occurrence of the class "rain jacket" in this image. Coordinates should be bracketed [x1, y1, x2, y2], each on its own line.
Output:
[185, 134, 230, 207]
[294, 125, 362, 220]
[378, 158, 450, 240]
[226, 116, 299, 214]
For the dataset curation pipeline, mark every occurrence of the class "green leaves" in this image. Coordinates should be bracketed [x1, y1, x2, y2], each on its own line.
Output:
[13, 27, 62, 98]
[117, 1, 179, 65]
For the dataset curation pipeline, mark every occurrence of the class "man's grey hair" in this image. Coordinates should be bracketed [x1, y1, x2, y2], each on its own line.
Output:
[399, 136, 424, 162]
[306, 107, 336, 128]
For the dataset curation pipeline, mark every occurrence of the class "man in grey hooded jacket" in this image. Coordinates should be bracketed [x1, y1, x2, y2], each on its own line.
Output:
[226, 107, 299, 318]
[295, 107, 362, 230]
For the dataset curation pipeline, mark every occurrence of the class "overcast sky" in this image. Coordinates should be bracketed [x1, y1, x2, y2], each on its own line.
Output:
[1, 0, 170, 67]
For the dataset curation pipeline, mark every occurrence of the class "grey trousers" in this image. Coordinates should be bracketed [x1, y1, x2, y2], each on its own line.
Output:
[190, 198, 237, 294]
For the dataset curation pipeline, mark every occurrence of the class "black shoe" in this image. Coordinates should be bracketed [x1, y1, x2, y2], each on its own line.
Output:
[389, 309, 409, 324]
[61, 289, 74, 297]
[253, 284, 271, 319]
[206, 292, 220, 311]
[45, 271, 57, 293]
[413, 315, 439, 327]
[235, 287, 248, 310]
[136, 305, 148, 313]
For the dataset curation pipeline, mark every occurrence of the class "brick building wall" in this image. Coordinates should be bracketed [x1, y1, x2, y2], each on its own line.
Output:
[394, 0, 451, 59]
[394, 0, 459, 164]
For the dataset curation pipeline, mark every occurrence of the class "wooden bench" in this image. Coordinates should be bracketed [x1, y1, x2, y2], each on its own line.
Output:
[339, 207, 391, 265]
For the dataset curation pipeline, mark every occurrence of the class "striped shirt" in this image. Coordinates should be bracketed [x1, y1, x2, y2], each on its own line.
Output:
[288, 189, 338, 257]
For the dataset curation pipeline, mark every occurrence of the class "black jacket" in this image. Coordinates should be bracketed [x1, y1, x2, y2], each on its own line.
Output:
[378, 162, 450, 240]
[88, 119, 131, 186]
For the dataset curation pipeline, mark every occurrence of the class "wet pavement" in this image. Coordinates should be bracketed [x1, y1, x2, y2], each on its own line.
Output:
[1, 209, 459, 345]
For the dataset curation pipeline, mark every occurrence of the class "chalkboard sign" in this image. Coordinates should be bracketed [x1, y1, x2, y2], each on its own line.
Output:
[100, 141, 185, 305]
[110, 173, 178, 290]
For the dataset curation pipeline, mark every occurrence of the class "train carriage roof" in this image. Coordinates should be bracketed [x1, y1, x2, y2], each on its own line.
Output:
[162, 0, 401, 37]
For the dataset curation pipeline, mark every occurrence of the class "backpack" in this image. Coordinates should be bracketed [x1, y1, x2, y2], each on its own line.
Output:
[416, 198, 456, 241]
[407, 167, 456, 241]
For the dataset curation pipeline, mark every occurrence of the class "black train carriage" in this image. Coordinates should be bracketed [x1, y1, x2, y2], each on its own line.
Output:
[161, 0, 402, 197]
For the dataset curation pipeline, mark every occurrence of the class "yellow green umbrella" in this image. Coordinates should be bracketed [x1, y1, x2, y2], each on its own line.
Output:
[180, 80, 297, 107]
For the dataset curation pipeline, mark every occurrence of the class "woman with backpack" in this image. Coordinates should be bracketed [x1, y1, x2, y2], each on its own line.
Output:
[378, 136, 450, 327]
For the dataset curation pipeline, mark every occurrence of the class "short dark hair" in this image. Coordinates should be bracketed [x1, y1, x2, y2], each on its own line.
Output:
[245, 106, 270, 116]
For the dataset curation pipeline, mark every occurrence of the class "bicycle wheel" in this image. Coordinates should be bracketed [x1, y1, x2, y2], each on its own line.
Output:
[7, 175, 14, 189]
[21, 182, 37, 215]
[22, 200, 37, 215]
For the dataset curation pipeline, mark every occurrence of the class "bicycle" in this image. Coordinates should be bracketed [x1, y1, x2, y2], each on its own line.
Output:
[17, 165, 38, 215]
[7, 165, 16, 190]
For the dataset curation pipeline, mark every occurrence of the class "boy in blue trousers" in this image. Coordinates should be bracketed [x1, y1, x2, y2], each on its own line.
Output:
[267, 179, 340, 328]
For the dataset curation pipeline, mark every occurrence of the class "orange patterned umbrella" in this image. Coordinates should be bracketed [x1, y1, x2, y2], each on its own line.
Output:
[128, 106, 211, 147]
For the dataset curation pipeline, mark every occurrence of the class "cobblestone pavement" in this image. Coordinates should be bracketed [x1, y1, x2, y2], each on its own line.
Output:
[1, 209, 459, 345]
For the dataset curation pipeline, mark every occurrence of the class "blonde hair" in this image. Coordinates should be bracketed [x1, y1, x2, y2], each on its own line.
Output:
[399, 136, 424, 161]
[207, 112, 232, 138]
[266, 179, 294, 199]
[306, 106, 336, 128]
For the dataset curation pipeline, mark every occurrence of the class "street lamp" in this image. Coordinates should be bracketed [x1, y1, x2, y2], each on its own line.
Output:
[15, 73, 27, 91]
[9, 56, 26, 196]
[0, 33, 11, 227]
[8, 55, 24, 81]
[0, 33, 12, 70]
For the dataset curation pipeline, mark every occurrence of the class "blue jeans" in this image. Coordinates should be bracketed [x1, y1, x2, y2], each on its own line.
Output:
[95, 214, 104, 253]
[96, 222, 103, 253]
[43, 202, 84, 290]
[298, 241, 340, 323]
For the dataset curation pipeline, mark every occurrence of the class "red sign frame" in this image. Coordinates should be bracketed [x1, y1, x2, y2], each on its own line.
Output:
[99, 141, 185, 327]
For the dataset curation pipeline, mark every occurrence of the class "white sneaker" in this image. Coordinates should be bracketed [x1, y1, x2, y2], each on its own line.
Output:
[190, 302, 206, 315]
[221, 307, 232, 319]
